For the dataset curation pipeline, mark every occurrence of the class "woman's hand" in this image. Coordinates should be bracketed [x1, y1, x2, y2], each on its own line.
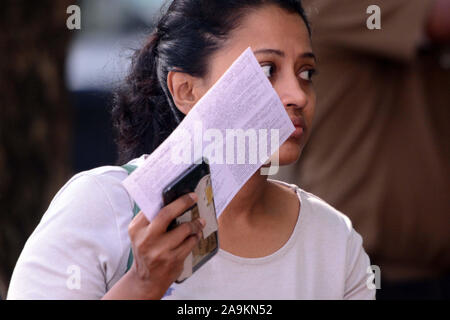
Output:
[102, 192, 205, 300]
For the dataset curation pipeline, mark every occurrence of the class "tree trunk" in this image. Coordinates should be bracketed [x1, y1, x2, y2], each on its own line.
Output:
[0, 1, 74, 298]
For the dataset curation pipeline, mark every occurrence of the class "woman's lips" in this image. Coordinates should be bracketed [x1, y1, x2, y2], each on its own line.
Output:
[289, 118, 306, 139]
[290, 125, 304, 139]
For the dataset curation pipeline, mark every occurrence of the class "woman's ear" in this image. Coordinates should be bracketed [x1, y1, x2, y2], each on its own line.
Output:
[167, 70, 201, 115]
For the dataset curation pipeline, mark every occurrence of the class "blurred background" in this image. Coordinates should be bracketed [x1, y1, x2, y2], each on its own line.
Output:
[0, 0, 449, 300]
[0, 0, 166, 299]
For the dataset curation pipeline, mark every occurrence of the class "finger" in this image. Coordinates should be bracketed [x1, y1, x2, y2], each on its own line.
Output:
[128, 211, 150, 232]
[151, 193, 197, 234]
[163, 218, 205, 249]
[173, 232, 202, 261]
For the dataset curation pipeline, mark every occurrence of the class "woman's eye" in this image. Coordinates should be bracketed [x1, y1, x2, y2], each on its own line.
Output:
[299, 69, 316, 82]
[261, 65, 274, 78]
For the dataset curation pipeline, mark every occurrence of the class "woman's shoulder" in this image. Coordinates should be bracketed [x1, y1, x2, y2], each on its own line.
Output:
[66, 165, 130, 193]
[49, 165, 132, 212]
[269, 179, 353, 235]
[300, 188, 353, 232]
[49, 153, 149, 214]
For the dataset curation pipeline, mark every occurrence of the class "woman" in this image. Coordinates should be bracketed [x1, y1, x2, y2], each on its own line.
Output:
[8, 0, 375, 299]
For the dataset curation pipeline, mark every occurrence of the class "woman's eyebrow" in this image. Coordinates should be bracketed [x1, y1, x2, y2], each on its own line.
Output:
[253, 48, 316, 62]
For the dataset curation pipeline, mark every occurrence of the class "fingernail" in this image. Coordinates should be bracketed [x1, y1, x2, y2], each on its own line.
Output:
[199, 218, 206, 228]
[189, 192, 198, 201]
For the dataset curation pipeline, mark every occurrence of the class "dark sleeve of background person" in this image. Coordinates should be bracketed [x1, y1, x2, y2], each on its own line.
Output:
[426, 0, 450, 43]
[274, 0, 450, 298]
[302, 0, 436, 61]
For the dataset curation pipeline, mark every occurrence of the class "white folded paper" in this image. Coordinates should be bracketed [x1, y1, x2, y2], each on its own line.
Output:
[122, 46, 294, 222]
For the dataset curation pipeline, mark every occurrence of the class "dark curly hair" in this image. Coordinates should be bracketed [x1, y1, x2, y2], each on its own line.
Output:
[111, 0, 311, 165]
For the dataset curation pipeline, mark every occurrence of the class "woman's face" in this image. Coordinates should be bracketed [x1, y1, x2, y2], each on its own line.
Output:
[188, 5, 316, 166]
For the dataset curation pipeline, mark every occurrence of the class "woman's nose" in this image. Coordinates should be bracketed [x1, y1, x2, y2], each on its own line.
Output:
[278, 76, 308, 110]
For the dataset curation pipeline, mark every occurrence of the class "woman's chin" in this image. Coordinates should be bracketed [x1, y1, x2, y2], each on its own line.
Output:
[278, 141, 303, 166]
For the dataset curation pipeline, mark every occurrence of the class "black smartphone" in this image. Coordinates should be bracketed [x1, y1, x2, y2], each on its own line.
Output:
[162, 157, 219, 283]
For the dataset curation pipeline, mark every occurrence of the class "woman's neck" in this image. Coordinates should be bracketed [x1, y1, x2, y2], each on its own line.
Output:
[219, 167, 270, 222]
[216, 165, 301, 258]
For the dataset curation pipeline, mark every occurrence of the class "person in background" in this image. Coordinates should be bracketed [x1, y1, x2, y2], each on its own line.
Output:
[275, 0, 450, 299]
